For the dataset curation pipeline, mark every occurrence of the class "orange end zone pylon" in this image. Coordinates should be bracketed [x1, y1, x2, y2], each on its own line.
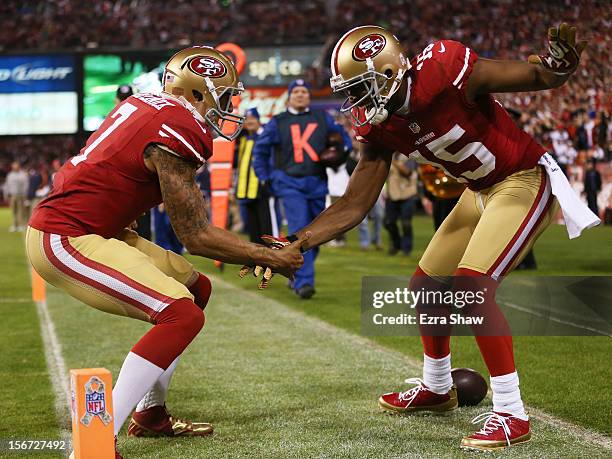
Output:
[209, 43, 245, 270]
[31, 268, 46, 302]
[70, 368, 115, 459]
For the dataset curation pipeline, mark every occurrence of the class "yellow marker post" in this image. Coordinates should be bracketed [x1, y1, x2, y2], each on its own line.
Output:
[70, 368, 115, 459]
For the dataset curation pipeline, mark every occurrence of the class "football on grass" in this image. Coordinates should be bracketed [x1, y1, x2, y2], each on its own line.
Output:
[451, 368, 488, 406]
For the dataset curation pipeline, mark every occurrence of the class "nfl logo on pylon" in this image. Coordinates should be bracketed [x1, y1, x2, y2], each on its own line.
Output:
[86, 390, 105, 416]
[409, 122, 420, 134]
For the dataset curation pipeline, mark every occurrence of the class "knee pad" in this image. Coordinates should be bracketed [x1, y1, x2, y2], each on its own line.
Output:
[133, 298, 204, 369]
[188, 272, 213, 310]
[157, 298, 205, 338]
[452, 268, 509, 336]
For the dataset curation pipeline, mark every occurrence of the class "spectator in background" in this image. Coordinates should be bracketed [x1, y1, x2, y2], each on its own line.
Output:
[152, 204, 184, 254]
[550, 123, 572, 177]
[384, 154, 417, 256]
[25, 163, 50, 219]
[584, 158, 602, 217]
[234, 108, 278, 242]
[326, 162, 350, 248]
[115, 84, 134, 105]
[25, 164, 42, 218]
[5, 161, 29, 232]
[253, 79, 351, 299]
[359, 192, 384, 251]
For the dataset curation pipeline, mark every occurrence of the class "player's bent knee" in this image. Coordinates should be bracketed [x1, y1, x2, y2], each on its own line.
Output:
[157, 298, 205, 336]
[410, 265, 448, 292]
[179, 300, 205, 337]
[188, 272, 213, 310]
[452, 268, 498, 296]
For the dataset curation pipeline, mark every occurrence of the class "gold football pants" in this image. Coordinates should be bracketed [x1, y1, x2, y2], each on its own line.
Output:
[26, 227, 195, 322]
[419, 166, 558, 279]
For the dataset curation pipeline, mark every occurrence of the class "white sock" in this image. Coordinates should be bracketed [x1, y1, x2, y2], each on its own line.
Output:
[422, 353, 453, 394]
[135, 356, 180, 412]
[490, 371, 528, 421]
[112, 352, 165, 436]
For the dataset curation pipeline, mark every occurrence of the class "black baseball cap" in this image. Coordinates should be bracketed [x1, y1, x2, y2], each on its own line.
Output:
[116, 85, 134, 101]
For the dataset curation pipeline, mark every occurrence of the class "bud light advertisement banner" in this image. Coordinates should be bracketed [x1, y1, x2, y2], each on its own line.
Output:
[0, 55, 75, 93]
[0, 54, 77, 135]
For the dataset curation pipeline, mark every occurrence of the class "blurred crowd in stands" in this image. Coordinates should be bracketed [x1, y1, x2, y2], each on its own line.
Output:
[1, 0, 610, 226]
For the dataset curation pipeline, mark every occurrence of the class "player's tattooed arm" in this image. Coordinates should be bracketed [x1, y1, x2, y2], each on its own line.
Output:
[293, 141, 393, 251]
[144, 144, 305, 276]
[467, 23, 587, 101]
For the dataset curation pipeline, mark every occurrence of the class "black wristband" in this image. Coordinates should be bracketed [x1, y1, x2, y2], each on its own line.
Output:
[286, 233, 306, 253]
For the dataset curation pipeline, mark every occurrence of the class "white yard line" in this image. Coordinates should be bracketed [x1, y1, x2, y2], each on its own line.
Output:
[0, 297, 32, 303]
[502, 301, 612, 337]
[212, 276, 612, 450]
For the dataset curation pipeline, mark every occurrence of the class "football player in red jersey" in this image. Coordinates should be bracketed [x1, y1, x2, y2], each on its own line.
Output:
[27, 47, 307, 457]
[244, 24, 599, 451]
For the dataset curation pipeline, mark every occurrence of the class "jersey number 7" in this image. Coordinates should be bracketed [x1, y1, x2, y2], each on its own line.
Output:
[71, 102, 138, 166]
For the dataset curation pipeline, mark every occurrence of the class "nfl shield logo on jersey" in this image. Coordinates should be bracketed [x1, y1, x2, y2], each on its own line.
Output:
[409, 122, 421, 134]
[81, 376, 112, 427]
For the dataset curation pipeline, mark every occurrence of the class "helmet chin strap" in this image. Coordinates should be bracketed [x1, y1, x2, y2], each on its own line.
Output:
[363, 56, 407, 126]
[367, 106, 389, 125]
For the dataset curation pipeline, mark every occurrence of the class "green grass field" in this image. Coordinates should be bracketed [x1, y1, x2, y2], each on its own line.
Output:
[1, 207, 611, 458]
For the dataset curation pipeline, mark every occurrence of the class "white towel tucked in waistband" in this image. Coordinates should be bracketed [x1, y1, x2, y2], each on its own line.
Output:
[538, 153, 600, 239]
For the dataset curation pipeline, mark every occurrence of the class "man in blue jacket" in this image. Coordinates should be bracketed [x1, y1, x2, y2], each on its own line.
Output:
[253, 79, 352, 299]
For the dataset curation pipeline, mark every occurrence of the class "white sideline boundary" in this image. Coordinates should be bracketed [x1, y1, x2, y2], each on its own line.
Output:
[35, 297, 73, 450]
[212, 276, 612, 450]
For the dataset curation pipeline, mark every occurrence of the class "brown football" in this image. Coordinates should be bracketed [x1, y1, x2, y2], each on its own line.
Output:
[451, 368, 488, 407]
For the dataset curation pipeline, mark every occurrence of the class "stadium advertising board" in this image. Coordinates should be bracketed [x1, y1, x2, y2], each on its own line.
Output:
[240, 87, 288, 122]
[242, 45, 321, 87]
[0, 55, 77, 135]
[82, 46, 321, 130]
[83, 52, 172, 131]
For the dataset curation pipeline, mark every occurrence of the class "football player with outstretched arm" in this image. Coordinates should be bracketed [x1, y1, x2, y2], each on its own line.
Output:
[243, 24, 599, 451]
[27, 47, 307, 458]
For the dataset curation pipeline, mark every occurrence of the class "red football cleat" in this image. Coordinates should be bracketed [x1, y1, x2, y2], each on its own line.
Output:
[128, 405, 213, 437]
[460, 411, 531, 451]
[378, 378, 458, 414]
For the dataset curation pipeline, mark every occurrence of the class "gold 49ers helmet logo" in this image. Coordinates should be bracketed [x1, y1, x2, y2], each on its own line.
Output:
[187, 56, 227, 78]
[353, 34, 387, 61]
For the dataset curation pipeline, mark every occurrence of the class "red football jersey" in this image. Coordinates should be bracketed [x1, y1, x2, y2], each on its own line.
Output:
[30, 93, 213, 238]
[353, 40, 545, 190]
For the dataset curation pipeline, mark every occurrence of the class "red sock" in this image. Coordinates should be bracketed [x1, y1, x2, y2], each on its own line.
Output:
[454, 268, 515, 376]
[188, 273, 212, 310]
[413, 266, 451, 358]
[132, 298, 205, 369]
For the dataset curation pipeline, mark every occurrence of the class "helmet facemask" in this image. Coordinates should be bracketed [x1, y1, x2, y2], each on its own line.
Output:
[202, 78, 244, 141]
[331, 57, 405, 127]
